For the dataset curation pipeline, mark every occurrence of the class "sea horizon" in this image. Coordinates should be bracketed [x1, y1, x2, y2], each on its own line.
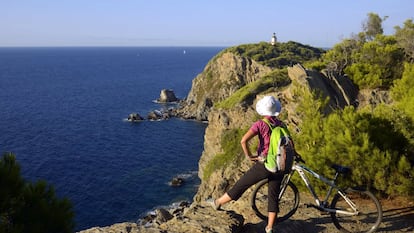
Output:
[0, 45, 228, 48]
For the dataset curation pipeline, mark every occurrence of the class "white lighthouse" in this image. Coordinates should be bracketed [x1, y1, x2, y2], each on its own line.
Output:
[270, 33, 277, 45]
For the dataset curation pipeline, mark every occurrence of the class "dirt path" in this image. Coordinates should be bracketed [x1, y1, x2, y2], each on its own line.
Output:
[240, 197, 414, 233]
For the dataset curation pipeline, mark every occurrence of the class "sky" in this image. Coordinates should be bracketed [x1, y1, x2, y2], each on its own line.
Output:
[1, 0, 413, 48]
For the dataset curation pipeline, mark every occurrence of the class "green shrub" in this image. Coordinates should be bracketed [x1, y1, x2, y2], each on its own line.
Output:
[391, 62, 414, 120]
[224, 41, 324, 68]
[343, 35, 404, 89]
[293, 89, 414, 197]
[0, 152, 75, 233]
[215, 69, 289, 109]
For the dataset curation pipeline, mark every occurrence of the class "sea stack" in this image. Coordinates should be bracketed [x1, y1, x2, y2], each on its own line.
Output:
[158, 89, 178, 103]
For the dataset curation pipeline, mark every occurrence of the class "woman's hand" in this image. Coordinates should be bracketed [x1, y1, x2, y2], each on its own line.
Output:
[249, 154, 266, 162]
[248, 155, 259, 161]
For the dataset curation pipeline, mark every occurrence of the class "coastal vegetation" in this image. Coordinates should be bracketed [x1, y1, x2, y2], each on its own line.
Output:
[293, 13, 414, 197]
[0, 152, 75, 233]
[207, 13, 414, 198]
[215, 69, 290, 110]
[293, 88, 414, 196]
[223, 41, 325, 68]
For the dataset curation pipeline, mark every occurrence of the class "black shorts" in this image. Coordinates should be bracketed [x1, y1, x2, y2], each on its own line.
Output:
[227, 162, 284, 212]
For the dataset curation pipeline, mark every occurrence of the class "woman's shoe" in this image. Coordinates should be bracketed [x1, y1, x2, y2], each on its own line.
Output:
[265, 226, 273, 233]
[206, 198, 220, 210]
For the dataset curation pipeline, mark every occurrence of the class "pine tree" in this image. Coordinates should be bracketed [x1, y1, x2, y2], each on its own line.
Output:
[0, 153, 75, 233]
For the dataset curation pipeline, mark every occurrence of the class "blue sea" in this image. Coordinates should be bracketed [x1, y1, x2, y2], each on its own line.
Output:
[0, 47, 223, 231]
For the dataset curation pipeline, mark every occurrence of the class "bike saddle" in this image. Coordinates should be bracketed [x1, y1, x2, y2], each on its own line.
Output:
[331, 164, 351, 174]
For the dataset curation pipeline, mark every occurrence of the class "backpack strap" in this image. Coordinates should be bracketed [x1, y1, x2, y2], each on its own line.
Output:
[262, 118, 286, 131]
[262, 118, 274, 130]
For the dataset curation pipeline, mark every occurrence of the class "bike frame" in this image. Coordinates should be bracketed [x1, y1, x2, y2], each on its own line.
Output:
[280, 162, 359, 216]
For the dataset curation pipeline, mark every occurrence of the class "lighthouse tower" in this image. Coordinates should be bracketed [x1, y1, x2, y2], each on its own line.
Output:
[270, 33, 277, 46]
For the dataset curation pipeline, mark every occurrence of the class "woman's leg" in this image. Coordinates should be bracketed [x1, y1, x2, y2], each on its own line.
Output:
[267, 212, 277, 232]
[216, 163, 269, 206]
[267, 173, 283, 230]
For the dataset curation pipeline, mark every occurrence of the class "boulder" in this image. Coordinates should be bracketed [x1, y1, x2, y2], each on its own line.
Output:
[287, 64, 358, 113]
[147, 110, 170, 121]
[155, 208, 173, 224]
[127, 113, 144, 122]
[158, 89, 178, 103]
[170, 177, 184, 187]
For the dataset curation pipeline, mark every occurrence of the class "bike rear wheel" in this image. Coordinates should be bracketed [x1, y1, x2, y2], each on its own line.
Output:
[251, 179, 299, 222]
[330, 187, 382, 233]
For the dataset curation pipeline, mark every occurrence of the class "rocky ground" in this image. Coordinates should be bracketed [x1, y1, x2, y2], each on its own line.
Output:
[240, 196, 414, 233]
[79, 195, 413, 233]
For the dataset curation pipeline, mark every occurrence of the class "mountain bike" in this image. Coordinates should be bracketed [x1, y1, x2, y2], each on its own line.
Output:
[251, 154, 383, 233]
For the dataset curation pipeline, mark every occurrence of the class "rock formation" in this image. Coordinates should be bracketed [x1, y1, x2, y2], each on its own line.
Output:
[147, 109, 170, 121]
[176, 52, 272, 121]
[127, 113, 144, 122]
[287, 64, 358, 110]
[169, 177, 185, 187]
[158, 89, 178, 103]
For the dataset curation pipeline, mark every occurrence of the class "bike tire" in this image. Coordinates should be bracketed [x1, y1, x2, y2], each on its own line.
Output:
[330, 187, 383, 233]
[251, 179, 299, 222]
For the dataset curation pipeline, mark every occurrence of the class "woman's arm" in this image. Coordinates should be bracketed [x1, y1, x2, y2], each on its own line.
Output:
[240, 129, 257, 160]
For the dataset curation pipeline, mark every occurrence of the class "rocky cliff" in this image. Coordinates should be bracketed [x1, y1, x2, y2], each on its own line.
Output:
[177, 52, 272, 121]
[79, 48, 392, 233]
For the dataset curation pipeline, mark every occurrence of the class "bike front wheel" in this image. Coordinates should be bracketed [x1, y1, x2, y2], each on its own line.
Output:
[251, 179, 299, 222]
[330, 187, 383, 233]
